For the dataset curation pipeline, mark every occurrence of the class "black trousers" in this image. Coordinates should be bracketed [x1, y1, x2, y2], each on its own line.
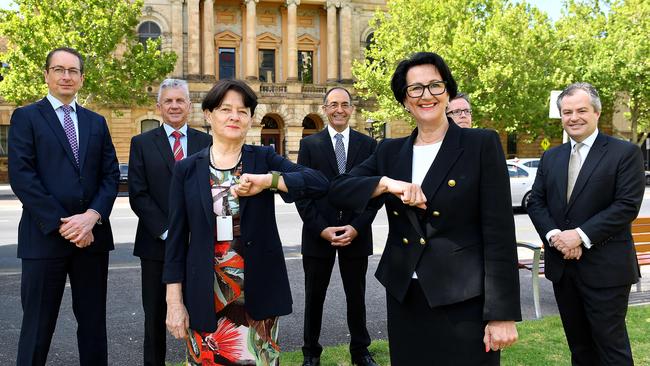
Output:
[17, 250, 109, 366]
[140, 258, 167, 366]
[553, 263, 633, 366]
[386, 280, 499, 366]
[302, 255, 371, 360]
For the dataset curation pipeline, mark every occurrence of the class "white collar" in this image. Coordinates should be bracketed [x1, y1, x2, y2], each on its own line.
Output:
[327, 125, 350, 139]
[46, 93, 77, 112]
[163, 123, 188, 137]
[570, 128, 599, 148]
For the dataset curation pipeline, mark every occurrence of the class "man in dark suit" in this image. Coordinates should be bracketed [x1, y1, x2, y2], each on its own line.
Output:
[528, 82, 645, 365]
[8, 47, 119, 366]
[296, 87, 379, 366]
[128, 78, 211, 366]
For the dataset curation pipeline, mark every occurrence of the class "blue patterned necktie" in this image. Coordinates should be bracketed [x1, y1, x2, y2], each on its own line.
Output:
[61, 104, 79, 165]
[334, 133, 346, 174]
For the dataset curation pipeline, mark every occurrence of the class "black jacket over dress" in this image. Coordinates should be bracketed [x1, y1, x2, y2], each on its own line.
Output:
[162, 145, 329, 332]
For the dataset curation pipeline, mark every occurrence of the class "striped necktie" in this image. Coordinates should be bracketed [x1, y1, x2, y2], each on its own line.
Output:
[171, 130, 184, 161]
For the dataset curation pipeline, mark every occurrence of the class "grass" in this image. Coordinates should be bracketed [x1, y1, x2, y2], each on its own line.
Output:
[169, 304, 650, 366]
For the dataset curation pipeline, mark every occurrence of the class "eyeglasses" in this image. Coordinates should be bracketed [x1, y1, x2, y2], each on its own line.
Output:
[447, 109, 472, 117]
[48, 66, 81, 77]
[323, 102, 353, 111]
[404, 81, 446, 98]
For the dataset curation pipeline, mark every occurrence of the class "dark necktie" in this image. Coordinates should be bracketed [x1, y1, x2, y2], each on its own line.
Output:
[171, 130, 184, 161]
[567, 142, 583, 201]
[334, 133, 346, 174]
[61, 105, 79, 165]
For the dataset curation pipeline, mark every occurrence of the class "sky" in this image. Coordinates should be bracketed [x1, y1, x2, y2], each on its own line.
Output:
[0, 0, 565, 19]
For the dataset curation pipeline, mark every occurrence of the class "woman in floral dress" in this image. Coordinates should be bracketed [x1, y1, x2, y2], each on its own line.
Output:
[163, 79, 328, 365]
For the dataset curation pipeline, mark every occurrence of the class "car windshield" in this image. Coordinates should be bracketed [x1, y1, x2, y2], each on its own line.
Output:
[119, 165, 128, 174]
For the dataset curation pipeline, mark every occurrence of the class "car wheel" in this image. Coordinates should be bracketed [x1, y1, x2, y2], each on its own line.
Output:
[522, 191, 532, 211]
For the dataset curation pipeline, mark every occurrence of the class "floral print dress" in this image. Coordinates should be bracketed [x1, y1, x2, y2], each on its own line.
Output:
[185, 160, 280, 366]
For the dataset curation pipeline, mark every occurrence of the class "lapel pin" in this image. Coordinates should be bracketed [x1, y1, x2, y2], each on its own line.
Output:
[448, 179, 456, 187]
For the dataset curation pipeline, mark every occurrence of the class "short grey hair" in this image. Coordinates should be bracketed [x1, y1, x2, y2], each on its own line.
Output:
[157, 79, 190, 103]
[449, 92, 471, 107]
[556, 82, 601, 113]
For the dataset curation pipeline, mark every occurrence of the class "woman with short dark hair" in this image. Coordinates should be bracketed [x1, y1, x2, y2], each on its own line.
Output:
[330, 52, 521, 365]
[163, 79, 328, 365]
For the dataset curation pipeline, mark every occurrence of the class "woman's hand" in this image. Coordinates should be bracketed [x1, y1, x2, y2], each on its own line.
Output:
[231, 173, 268, 198]
[166, 283, 189, 339]
[483, 320, 518, 352]
[166, 302, 190, 339]
[376, 177, 427, 209]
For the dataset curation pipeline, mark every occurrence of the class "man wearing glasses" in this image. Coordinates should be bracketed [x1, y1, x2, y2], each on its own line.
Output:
[8, 47, 119, 365]
[447, 92, 472, 128]
[296, 87, 379, 366]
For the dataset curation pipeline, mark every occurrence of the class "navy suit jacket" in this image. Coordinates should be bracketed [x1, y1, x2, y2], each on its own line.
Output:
[129, 125, 211, 261]
[330, 121, 521, 321]
[8, 97, 119, 259]
[527, 132, 645, 287]
[162, 145, 328, 331]
[296, 128, 378, 258]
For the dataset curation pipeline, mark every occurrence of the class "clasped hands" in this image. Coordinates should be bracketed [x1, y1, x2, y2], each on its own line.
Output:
[550, 229, 583, 260]
[59, 210, 99, 248]
[379, 177, 427, 209]
[321, 225, 358, 247]
[484, 320, 518, 352]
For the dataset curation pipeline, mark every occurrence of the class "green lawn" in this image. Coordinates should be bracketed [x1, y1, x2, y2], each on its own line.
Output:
[170, 304, 650, 366]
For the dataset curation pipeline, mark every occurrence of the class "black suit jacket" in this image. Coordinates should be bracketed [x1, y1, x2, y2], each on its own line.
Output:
[162, 145, 328, 331]
[129, 125, 211, 261]
[330, 120, 521, 321]
[527, 132, 645, 287]
[296, 128, 378, 258]
[8, 98, 119, 258]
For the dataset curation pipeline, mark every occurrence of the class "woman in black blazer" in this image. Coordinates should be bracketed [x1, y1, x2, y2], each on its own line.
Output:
[330, 52, 521, 365]
[163, 79, 328, 365]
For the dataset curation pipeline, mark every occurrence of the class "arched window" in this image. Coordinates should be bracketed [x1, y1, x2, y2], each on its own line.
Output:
[302, 116, 317, 130]
[138, 21, 162, 51]
[365, 32, 375, 63]
[261, 116, 279, 129]
[141, 119, 160, 133]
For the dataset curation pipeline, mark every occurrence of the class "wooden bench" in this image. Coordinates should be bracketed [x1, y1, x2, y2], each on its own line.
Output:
[518, 217, 650, 319]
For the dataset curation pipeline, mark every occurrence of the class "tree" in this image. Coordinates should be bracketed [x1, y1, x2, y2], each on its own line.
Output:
[354, 0, 566, 138]
[0, 0, 176, 106]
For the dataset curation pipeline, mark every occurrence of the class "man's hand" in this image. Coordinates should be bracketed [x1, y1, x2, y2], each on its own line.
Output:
[74, 231, 95, 248]
[553, 229, 582, 253]
[563, 245, 583, 260]
[329, 225, 358, 247]
[60, 210, 100, 245]
[378, 177, 427, 209]
[166, 302, 190, 339]
[483, 320, 518, 352]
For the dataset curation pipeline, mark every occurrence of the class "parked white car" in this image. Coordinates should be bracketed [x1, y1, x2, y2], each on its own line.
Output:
[507, 161, 536, 210]
[507, 157, 540, 171]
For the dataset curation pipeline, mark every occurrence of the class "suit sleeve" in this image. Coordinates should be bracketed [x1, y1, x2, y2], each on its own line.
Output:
[266, 146, 329, 203]
[294, 139, 330, 235]
[348, 138, 380, 233]
[88, 116, 120, 220]
[128, 136, 168, 237]
[527, 151, 558, 243]
[329, 140, 384, 212]
[478, 131, 521, 321]
[580, 143, 645, 243]
[8, 107, 69, 234]
[163, 161, 190, 284]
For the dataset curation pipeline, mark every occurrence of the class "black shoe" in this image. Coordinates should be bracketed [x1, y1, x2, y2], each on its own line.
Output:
[302, 356, 320, 366]
[352, 354, 379, 366]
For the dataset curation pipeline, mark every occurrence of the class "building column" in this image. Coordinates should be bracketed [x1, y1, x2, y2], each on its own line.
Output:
[326, 1, 338, 83]
[187, 0, 201, 77]
[202, 0, 215, 79]
[339, 1, 353, 83]
[245, 0, 258, 80]
[170, 0, 183, 76]
[286, 0, 300, 82]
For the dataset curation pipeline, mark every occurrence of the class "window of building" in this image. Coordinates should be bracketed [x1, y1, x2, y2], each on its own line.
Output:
[258, 50, 275, 83]
[507, 133, 517, 159]
[138, 21, 162, 51]
[0, 125, 8, 157]
[218, 48, 236, 80]
[365, 32, 375, 63]
[141, 119, 160, 133]
[298, 51, 313, 84]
